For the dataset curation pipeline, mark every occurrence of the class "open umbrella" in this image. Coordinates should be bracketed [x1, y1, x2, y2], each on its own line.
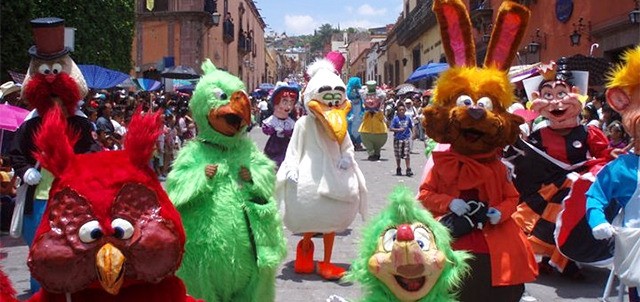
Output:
[161, 65, 200, 79]
[78, 64, 130, 89]
[133, 78, 162, 91]
[259, 83, 275, 91]
[0, 103, 30, 152]
[394, 83, 419, 96]
[406, 62, 449, 82]
[0, 104, 29, 132]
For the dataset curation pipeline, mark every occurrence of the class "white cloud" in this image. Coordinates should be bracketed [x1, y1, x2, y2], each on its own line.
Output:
[284, 15, 318, 35]
[357, 4, 387, 16]
[341, 19, 385, 30]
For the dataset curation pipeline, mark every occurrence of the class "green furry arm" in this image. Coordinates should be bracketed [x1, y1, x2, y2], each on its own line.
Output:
[166, 142, 210, 207]
[243, 201, 287, 270]
[241, 144, 277, 201]
[242, 146, 287, 269]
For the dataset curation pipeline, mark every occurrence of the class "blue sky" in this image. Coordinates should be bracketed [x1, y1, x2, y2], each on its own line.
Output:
[257, 0, 404, 36]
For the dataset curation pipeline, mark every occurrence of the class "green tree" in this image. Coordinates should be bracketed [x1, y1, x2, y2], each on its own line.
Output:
[32, 0, 135, 72]
[309, 23, 335, 55]
[1, 0, 35, 83]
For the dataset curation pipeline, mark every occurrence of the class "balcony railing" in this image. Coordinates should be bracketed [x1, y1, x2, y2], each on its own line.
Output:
[238, 33, 252, 55]
[396, 0, 436, 46]
[223, 20, 235, 43]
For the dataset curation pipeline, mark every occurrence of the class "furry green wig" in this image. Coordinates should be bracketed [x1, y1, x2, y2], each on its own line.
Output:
[346, 186, 470, 302]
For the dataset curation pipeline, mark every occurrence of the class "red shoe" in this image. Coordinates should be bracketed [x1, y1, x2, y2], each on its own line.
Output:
[294, 239, 314, 274]
[316, 261, 346, 280]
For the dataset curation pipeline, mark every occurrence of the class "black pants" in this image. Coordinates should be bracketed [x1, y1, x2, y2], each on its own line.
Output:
[0, 196, 14, 232]
[458, 253, 524, 302]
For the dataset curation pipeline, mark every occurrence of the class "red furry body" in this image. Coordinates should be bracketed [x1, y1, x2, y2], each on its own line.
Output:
[6, 106, 201, 302]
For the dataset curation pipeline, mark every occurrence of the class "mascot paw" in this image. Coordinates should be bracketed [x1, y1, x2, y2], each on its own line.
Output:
[286, 169, 299, 183]
[592, 223, 615, 240]
[317, 262, 346, 281]
[204, 164, 218, 178]
[449, 199, 471, 216]
[23, 168, 42, 186]
[338, 157, 352, 170]
[486, 207, 501, 225]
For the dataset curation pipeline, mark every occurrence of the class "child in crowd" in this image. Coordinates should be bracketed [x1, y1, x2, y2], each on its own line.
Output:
[607, 120, 629, 149]
[389, 103, 414, 176]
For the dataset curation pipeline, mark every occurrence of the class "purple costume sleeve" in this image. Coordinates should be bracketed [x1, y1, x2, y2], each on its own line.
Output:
[262, 123, 276, 135]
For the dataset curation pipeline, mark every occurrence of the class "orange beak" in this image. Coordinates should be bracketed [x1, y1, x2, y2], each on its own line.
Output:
[308, 99, 351, 143]
[96, 243, 126, 295]
[207, 91, 252, 136]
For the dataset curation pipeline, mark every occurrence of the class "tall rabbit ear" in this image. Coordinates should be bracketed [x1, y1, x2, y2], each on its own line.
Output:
[484, 1, 530, 70]
[433, 0, 476, 67]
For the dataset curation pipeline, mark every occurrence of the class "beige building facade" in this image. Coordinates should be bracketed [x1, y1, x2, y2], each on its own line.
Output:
[133, 0, 267, 90]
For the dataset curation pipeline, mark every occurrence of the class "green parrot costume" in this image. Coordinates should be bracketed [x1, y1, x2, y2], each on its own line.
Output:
[344, 186, 470, 302]
[166, 59, 287, 302]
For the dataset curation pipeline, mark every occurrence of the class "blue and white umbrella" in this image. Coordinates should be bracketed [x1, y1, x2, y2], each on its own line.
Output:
[406, 62, 449, 83]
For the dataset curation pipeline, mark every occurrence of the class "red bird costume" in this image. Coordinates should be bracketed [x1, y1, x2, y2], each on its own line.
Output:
[5, 106, 201, 302]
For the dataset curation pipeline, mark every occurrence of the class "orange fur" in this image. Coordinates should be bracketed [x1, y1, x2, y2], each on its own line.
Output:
[424, 0, 528, 155]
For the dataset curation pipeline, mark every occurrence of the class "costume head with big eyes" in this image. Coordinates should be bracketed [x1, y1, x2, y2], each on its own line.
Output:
[22, 17, 88, 116]
[303, 52, 351, 143]
[422, 0, 529, 155]
[524, 58, 589, 130]
[270, 84, 299, 119]
[363, 80, 386, 112]
[28, 107, 186, 296]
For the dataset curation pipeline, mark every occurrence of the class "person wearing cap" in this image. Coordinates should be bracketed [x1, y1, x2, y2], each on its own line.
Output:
[0, 81, 22, 105]
[510, 59, 614, 280]
[261, 83, 298, 168]
[358, 80, 388, 161]
[8, 17, 97, 294]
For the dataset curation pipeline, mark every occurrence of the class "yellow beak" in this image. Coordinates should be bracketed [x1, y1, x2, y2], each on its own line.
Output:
[96, 243, 126, 295]
[308, 99, 351, 143]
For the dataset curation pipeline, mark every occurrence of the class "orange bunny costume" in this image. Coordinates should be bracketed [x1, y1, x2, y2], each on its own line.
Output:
[417, 1, 537, 301]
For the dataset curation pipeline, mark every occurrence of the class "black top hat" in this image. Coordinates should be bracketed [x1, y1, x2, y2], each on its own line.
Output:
[28, 17, 70, 60]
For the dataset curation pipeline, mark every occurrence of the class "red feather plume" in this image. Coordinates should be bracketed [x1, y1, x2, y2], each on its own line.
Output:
[125, 108, 163, 167]
[33, 105, 78, 177]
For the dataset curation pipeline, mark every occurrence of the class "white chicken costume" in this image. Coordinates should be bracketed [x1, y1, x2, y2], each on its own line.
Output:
[276, 55, 367, 280]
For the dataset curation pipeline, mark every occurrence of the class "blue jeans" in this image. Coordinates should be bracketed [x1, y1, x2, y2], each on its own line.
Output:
[23, 198, 46, 293]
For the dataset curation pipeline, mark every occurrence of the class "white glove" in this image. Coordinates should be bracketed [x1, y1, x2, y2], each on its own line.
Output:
[449, 199, 470, 216]
[275, 127, 284, 137]
[338, 156, 352, 170]
[23, 168, 42, 186]
[286, 169, 298, 183]
[592, 223, 616, 240]
[486, 207, 502, 225]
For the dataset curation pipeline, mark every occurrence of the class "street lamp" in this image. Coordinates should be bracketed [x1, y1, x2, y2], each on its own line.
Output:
[211, 12, 221, 26]
[527, 28, 543, 54]
[631, 0, 640, 23]
[570, 18, 585, 46]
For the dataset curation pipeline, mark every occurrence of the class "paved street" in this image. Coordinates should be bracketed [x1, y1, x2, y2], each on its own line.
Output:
[0, 127, 631, 301]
